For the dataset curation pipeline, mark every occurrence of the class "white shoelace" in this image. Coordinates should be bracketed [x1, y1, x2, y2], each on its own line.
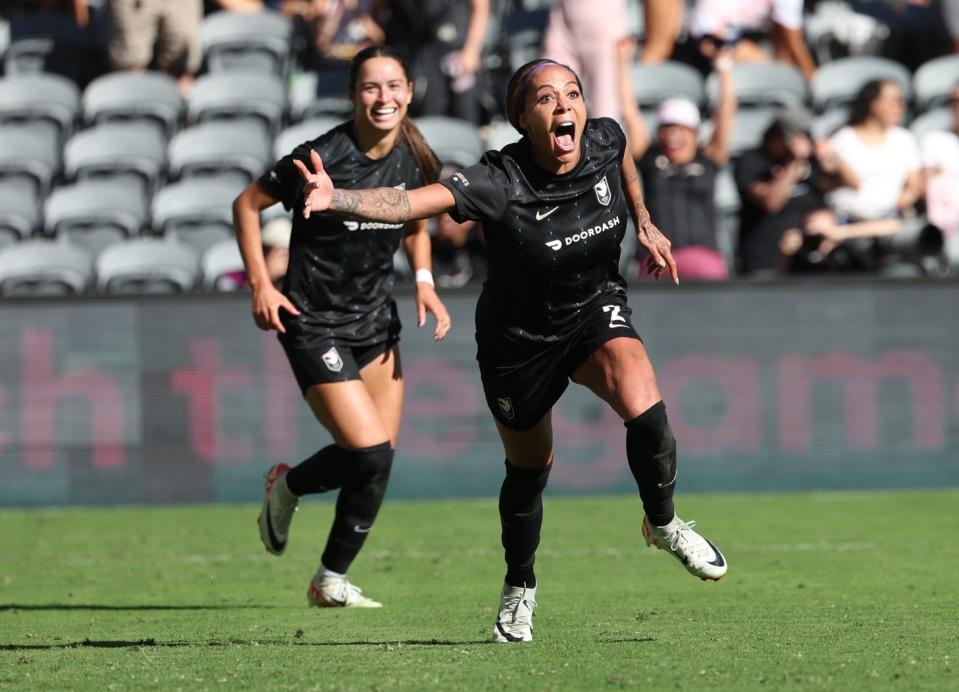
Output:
[504, 586, 533, 625]
[666, 519, 711, 557]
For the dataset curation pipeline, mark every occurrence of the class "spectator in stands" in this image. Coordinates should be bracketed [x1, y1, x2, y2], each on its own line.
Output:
[827, 79, 923, 223]
[640, 0, 684, 63]
[679, 0, 817, 80]
[381, 0, 489, 123]
[920, 83, 959, 262]
[541, 0, 631, 121]
[107, 0, 202, 96]
[268, 0, 384, 68]
[617, 37, 736, 279]
[847, 0, 952, 71]
[735, 108, 856, 275]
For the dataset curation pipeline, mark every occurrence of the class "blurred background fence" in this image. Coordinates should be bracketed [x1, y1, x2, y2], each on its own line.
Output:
[1, 280, 957, 507]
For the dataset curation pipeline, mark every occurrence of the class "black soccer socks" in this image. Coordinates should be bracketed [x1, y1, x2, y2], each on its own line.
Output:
[499, 459, 552, 589]
[624, 401, 677, 527]
[319, 442, 394, 574]
[284, 443, 357, 495]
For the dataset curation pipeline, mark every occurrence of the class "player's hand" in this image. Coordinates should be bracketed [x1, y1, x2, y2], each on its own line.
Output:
[415, 281, 451, 341]
[638, 221, 679, 284]
[293, 149, 333, 219]
[252, 283, 301, 333]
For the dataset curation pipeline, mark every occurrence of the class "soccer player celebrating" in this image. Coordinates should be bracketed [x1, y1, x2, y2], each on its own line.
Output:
[232, 46, 451, 609]
[292, 59, 727, 639]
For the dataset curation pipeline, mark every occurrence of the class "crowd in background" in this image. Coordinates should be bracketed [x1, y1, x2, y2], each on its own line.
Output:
[1, 0, 958, 291]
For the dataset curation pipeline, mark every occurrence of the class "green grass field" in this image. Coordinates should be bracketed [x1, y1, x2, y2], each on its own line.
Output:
[2, 491, 957, 690]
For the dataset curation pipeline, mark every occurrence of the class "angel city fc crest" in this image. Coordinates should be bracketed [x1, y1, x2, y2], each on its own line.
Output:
[496, 397, 515, 420]
[321, 346, 344, 372]
[594, 175, 611, 206]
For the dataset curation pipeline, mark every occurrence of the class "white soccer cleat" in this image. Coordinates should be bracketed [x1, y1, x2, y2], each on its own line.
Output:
[257, 463, 298, 556]
[307, 574, 382, 608]
[492, 583, 536, 643]
[642, 515, 727, 581]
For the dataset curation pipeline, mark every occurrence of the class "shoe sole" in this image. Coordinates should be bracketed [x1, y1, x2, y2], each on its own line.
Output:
[257, 464, 290, 556]
[642, 519, 726, 582]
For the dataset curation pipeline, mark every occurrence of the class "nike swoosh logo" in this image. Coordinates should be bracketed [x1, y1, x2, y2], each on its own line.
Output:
[704, 539, 726, 567]
[496, 621, 524, 642]
[353, 525, 372, 533]
[535, 206, 559, 221]
[264, 502, 284, 552]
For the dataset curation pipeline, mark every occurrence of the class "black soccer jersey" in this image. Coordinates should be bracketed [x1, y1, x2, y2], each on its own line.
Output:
[440, 117, 630, 343]
[257, 122, 425, 349]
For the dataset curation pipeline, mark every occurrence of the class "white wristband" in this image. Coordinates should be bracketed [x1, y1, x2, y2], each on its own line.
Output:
[415, 268, 435, 287]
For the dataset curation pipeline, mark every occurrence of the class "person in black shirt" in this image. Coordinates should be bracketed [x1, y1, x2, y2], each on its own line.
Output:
[233, 45, 451, 609]
[617, 38, 736, 280]
[293, 58, 728, 642]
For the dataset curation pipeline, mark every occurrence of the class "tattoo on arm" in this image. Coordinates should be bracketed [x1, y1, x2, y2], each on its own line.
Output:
[620, 154, 652, 227]
[331, 188, 412, 222]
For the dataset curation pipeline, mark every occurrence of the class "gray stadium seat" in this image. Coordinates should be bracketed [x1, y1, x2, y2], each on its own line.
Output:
[414, 116, 485, 168]
[82, 72, 183, 137]
[201, 238, 246, 290]
[4, 13, 99, 84]
[168, 120, 272, 183]
[0, 73, 80, 141]
[0, 123, 60, 196]
[274, 117, 342, 159]
[43, 179, 148, 256]
[728, 108, 779, 158]
[152, 178, 242, 252]
[0, 238, 94, 296]
[289, 68, 353, 122]
[0, 179, 41, 247]
[201, 11, 291, 77]
[706, 62, 808, 110]
[63, 122, 167, 193]
[96, 237, 199, 294]
[811, 56, 912, 112]
[913, 55, 959, 112]
[188, 71, 287, 134]
[813, 108, 849, 138]
[629, 61, 705, 109]
[484, 120, 521, 152]
[910, 107, 952, 139]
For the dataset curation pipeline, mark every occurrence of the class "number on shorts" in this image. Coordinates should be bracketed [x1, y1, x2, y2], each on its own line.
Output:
[603, 305, 628, 329]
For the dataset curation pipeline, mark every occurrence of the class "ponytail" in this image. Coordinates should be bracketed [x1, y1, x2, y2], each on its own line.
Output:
[399, 117, 441, 185]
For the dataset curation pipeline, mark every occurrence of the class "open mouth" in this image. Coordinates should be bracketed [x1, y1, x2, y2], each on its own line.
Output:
[371, 107, 398, 121]
[553, 122, 576, 153]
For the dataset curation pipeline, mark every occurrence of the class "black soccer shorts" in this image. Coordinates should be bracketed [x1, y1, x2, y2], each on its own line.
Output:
[477, 296, 642, 432]
[281, 337, 399, 395]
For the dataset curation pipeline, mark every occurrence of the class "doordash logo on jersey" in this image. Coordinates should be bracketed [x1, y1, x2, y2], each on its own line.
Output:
[544, 216, 621, 252]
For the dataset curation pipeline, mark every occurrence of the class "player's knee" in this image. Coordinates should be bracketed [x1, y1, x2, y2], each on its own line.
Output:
[625, 401, 675, 451]
[346, 441, 394, 490]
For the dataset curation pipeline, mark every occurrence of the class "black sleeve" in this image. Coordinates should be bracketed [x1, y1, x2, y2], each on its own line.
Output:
[734, 151, 768, 196]
[256, 141, 316, 211]
[438, 154, 510, 225]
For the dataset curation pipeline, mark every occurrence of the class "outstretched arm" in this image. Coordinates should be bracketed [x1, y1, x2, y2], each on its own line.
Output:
[620, 150, 679, 284]
[294, 150, 457, 222]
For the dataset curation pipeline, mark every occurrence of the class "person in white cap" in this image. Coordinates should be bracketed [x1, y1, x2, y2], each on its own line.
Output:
[617, 38, 736, 279]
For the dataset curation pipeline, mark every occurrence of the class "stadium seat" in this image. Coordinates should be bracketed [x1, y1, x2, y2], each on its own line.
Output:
[811, 56, 912, 112]
[913, 55, 959, 112]
[414, 116, 486, 168]
[289, 68, 353, 122]
[0, 73, 80, 141]
[63, 122, 167, 194]
[0, 179, 41, 248]
[201, 11, 291, 77]
[725, 108, 779, 158]
[188, 71, 287, 135]
[274, 117, 342, 159]
[0, 238, 93, 296]
[484, 120, 521, 152]
[82, 71, 183, 138]
[152, 177, 242, 253]
[706, 62, 808, 110]
[4, 14, 99, 85]
[168, 120, 271, 183]
[201, 238, 246, 290]
[910, 107, 952, 139]
[629, 61, 705, 109]
[0, 123, 61, 197]
[503, 7, 550, 72]
[43, 179, 148, 256]
[96, 237, 200, 294]
[813, 108, 850, 138]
